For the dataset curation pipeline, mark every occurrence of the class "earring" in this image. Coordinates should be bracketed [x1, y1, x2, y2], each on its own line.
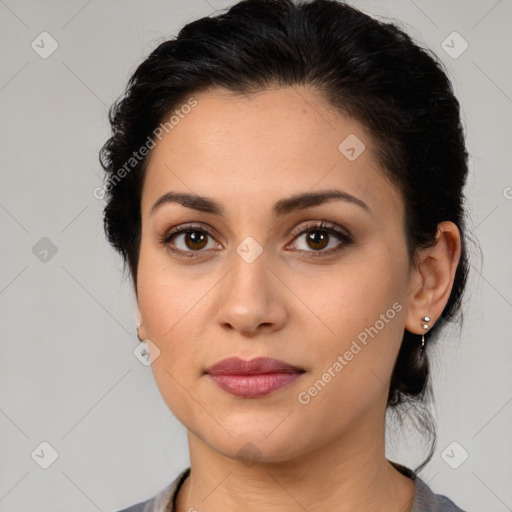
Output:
[136, 323, 144, 342]
[420, 316, 430, 354]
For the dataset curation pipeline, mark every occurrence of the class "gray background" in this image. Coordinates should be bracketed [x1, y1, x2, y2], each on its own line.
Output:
[1, 1, 511, 511]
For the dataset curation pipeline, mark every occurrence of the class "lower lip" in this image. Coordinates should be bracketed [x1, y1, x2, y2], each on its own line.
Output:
[208, 372, 303, 398]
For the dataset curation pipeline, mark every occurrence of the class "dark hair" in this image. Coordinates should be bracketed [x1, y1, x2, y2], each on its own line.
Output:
[99, 0, 470, 474]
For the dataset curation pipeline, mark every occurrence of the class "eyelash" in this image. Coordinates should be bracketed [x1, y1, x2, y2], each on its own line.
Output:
[158, 220, 353, 260]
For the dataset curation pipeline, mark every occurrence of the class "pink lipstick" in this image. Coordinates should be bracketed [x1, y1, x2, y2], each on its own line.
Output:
[205, 357, 305, 398]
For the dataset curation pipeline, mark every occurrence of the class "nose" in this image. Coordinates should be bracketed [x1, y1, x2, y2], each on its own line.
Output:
[215, 250, 288, 337]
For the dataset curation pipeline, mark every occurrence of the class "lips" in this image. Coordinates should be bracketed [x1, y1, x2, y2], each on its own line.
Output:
[205, 356, 304, 376]
[205, 357, 305, 398]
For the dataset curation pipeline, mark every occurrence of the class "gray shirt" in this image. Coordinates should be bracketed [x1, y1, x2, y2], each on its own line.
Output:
[112, 461, 467, 512]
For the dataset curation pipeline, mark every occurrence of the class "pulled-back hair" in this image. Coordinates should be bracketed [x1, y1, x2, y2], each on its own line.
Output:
[99, 0, 470, 473]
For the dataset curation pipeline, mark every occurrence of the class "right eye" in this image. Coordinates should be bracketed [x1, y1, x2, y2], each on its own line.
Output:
[159, 223, 223, 258]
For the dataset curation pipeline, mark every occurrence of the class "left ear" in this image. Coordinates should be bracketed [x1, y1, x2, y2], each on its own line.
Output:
[404, 221, 462, 335]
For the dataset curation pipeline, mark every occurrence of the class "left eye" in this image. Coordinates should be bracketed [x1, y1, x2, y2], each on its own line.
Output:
[288, 223, 353, 255]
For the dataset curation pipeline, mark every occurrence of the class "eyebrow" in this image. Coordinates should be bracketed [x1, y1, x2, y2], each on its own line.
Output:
[150, 189, 371, 217]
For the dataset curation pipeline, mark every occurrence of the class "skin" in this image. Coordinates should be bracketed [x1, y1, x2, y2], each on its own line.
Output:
[136, 86, 461, 512]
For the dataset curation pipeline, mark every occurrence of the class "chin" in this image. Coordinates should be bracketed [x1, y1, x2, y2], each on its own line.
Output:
[205, 425, 310, 465]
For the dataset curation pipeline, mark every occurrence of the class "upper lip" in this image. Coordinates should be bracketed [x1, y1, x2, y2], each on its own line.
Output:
[205, 357, 305, 376]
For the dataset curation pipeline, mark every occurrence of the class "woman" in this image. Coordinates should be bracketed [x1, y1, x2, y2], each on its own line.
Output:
[100, 0, 469, 510]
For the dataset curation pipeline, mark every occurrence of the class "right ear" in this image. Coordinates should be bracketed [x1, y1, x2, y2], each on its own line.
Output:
[134, 299, 146, 339]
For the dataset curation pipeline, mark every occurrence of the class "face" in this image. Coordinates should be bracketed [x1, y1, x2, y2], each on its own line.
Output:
[136, 86, 414, 463]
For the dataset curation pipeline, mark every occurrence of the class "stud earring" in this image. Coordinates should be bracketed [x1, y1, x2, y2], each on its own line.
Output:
[420, 316, 430, 354]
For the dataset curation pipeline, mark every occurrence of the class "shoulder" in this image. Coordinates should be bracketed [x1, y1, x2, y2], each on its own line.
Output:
[412, 475, 467, 512]
[110, 468, 191, 512]
[389, 460, 467, 512]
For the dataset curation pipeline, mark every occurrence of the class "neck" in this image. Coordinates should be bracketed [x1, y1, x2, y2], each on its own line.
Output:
[174, 412, 415, 512]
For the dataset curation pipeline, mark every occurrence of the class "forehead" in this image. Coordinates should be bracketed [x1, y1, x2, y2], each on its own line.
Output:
[141, 86, 402, 220]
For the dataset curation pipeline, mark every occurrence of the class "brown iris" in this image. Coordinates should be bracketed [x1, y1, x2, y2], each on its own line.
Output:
[184, 231, 208, 250]
[306, 230, 329, 251]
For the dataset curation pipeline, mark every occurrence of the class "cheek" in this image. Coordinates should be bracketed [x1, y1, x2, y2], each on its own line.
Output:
[137, 254, 208, 426]
[137, 241, 200, 337]
[291, 262, 407, 433]
[306, 248, 406, 331]
[294, 243, 409, 385]
[137, 277, 204, 366]
[136, 241, 222, 383]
